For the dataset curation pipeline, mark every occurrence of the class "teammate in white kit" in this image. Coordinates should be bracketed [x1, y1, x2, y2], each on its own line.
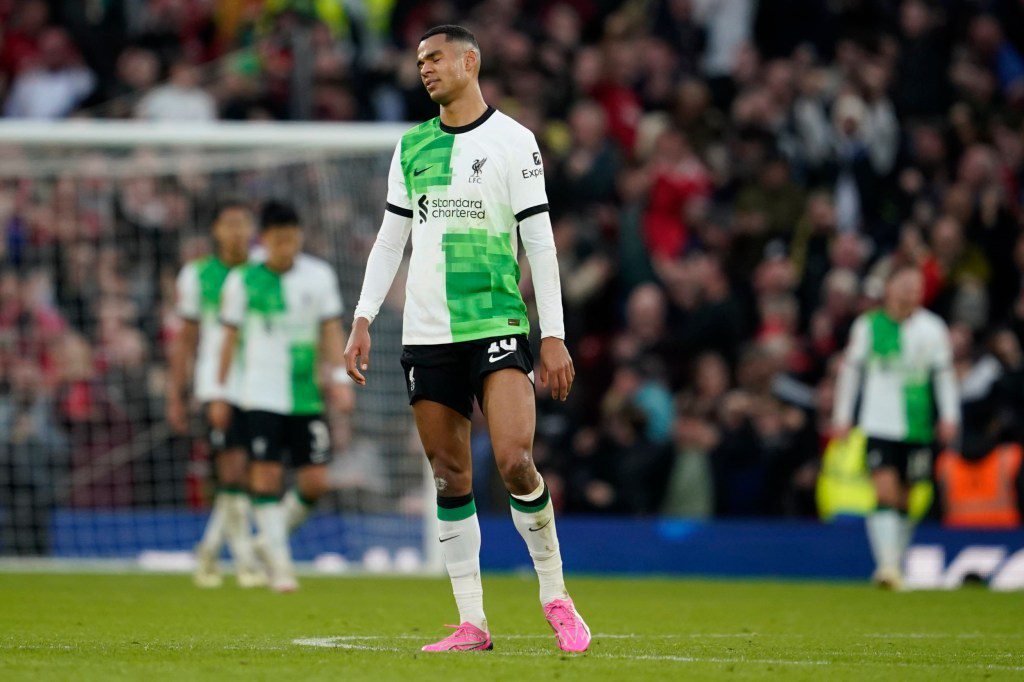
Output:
[833, 265, 960, 589]
[167, 199, 265, 589]
[217, 201, 354, 592]
[345, 25, 590, 652]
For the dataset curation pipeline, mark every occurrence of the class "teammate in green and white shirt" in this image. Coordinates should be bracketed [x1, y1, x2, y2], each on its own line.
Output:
[346, 25, 590, 653]
[833, 265, 960, 589]
[218, 200, 354, 592]
[167, 199, 264, 590]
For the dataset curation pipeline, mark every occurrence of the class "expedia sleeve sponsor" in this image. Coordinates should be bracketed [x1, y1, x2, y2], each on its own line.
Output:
[509, 132, 548, 218]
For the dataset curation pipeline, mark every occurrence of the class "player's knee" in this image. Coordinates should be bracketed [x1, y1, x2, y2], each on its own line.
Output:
[875, 488, 901, 509]
[249, 463, 283, 496]
[873, 483, 902, 509]
[428, 457, 471, 495]
[216, 450, 247, 487]
[496, 447, 537, 491]
[249, 484, 281, 499]
[297, 472, 330, 502]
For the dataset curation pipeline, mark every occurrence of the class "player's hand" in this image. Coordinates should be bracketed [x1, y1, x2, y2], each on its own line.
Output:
[539, 337, 574, 401]
[344, 317, 371, 386]
[327, 382, 356, 413]
[936, 420, 958, 448]
[207, 400, 231, 432]
[166, 395, 189, 435]
[832, 424, 852, 442]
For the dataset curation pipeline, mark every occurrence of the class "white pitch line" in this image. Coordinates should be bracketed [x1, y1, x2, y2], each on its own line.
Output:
[293, 632, 753, 643]
[290, 635, 1024, 671]
[291, 636, 829, 666]
[862, 632, 1006, 639]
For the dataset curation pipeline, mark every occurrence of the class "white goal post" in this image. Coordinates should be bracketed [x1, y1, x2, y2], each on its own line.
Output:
[0, 119, 441, 574]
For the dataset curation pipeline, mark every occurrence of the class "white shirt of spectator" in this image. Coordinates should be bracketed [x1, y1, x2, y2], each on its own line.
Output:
[220, 254, 343, 415]
[135, 84, 216, 122]
[3, 66, 96, 119]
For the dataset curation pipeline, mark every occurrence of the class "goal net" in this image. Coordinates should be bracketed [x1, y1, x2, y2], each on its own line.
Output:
[0, 120, 438, 573]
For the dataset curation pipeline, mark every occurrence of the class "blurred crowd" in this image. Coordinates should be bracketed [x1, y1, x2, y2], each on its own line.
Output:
[3, 0, 1024, 531]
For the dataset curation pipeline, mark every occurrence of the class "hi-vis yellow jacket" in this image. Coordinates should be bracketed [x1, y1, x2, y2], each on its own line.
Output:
[817, 428, 933, 520]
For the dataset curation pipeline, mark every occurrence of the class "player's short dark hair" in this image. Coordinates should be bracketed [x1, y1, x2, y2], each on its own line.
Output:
[420, 24, 479, 52]
[260, 200, 301, 231]
[213, 196, 251, 223]
[887, 262, 921, 283]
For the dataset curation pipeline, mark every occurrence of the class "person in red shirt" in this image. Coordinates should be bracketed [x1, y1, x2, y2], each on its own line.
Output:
[642, 128, 712, 259]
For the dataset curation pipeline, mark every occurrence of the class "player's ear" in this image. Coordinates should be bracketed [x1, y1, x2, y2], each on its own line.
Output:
[464, 46, 478, 75]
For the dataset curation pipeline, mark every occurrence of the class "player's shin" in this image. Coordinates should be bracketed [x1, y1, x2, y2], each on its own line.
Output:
[282, 488, 316, 532]
[897, 513, 915, 561]
[437, 492, 487, 631]
[198, 490, 231, 553]
[866, 507, 902, 576]
[252, 494, 295, 589]
[222, 490, 263, 585]
[509, 480, 568, 604]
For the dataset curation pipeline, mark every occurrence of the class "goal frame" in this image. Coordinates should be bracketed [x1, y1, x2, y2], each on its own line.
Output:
[0, 118, 442, 575]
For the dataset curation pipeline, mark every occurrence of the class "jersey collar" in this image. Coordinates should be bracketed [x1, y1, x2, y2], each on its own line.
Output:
[439, 106, 495, 134]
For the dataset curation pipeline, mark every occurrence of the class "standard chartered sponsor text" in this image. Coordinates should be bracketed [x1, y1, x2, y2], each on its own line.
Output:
[430, 197, 487, 220]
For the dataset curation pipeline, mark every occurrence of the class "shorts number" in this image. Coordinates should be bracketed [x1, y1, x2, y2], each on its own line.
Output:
[908, 449, 931, 480]
[309, 420, 330, 463]
[487, 338, 517, 354]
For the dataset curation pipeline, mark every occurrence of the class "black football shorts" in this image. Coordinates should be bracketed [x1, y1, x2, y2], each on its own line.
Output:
[400, 334, 534, 419]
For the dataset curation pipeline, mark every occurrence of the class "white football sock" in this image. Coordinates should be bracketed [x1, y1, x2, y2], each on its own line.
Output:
[253, 497, 292, 577]
[224, 492, 257, 570]
[198, 491, 230, 554]
[898, 513, 915, 563]
[510, 481, 569, 605]
[866, 508, 902, 574]
[283, 488, 314, 532]
[438, 494, 486, 631]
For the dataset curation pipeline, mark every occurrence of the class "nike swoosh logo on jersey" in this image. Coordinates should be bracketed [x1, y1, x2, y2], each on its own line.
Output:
[488, 352, 514, 363]
[528, 520, 550, 532]
[414, 166, 433, 176]
[439, 534, 461, 543]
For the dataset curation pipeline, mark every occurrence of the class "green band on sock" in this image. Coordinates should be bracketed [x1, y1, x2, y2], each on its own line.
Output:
[437, 499, 477, 522]
[251, 494, 281, 505]
[219, 486, 247, 496]
[295, 489, 317, 508]
[510, 486, 550, 513]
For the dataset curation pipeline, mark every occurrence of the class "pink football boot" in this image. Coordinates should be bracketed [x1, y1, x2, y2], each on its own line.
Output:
[543, 598, 591, 652]
[421, 622, 493, 652]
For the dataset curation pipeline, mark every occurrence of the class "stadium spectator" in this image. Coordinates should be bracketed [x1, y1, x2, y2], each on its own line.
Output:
[3, 27, 95, 119]
[134, 59, 216, 121]
[0, 357, 69, 555]
[0, 0, 50, 79]
[0, 1, 1023, 526]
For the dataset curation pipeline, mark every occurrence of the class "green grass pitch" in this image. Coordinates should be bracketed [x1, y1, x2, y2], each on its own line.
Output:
[2, 572, 1023, 680]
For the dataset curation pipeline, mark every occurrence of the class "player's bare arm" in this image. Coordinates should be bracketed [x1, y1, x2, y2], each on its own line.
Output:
[321, 317, 355, 411]
[211, 323, 238, 431]
[539, 337, 574, 401]
[166, 318, 199, 434]
[344, 316, 371, 386]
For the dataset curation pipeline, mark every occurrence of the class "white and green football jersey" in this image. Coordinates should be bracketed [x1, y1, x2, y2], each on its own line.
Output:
[220, 254, 343, 415]
[176, 255, 242, 403]
[835, 308, 959, 444]
[375, 106, 549, 345]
